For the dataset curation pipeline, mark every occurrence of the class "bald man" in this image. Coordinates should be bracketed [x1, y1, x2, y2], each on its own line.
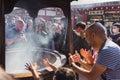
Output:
[70, 22, 120, 80]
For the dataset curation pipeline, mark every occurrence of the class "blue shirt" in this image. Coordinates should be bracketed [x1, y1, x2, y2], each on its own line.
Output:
[6, 27, 26, 48]
[96, 39, 120, 80]
[6, 27, 21, 39]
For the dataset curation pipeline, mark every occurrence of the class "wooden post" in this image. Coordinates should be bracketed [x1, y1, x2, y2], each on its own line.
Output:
[67, 3, 73, 54]
[0, 0, 5, 68]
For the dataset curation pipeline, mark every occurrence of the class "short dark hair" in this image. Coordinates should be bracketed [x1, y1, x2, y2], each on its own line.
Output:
[113, 23, 120, 28]
[54, 67, 76, 80]
[113, 23, 120, 32]
[74, 21, 86, 30]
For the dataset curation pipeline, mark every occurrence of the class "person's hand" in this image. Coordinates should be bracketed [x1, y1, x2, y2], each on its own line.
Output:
[16, 34, 26, 41]
[43, 58, 57, 71]
[43, 58, 51, 67]
[25, 62, 39, 72]
[68, 53, 76, 65]
[80, 48, 94, 64]
[71, 50, 81, 63]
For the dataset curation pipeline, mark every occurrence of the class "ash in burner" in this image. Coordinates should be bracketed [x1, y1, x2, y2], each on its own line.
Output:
[32, 51, 56, 69]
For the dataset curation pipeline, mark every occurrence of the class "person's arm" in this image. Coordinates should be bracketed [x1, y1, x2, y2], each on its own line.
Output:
[78, 59, 93, 71]
[43, 58, 57, 71]
[5, 34, 26, 46]
[5, 38, 17, 46]
[25, 63, 41, 80]
[69, 55, 107, 80]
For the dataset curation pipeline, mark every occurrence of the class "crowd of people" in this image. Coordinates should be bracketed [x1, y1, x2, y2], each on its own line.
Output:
[3, 10, 120, 80]
[5, 15, 66, 51]
[24, 22, 120, 80]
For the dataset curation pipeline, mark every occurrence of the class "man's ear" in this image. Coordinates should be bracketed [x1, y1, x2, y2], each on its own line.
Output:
[91, 32, 95, 39]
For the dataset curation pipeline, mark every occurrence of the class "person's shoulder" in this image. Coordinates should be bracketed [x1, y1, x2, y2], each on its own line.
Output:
[72, 31, 78, 37]
[72, 30, 76, 35]
[105, 39, 117, 47]
[118, 33, 120, 36]
[102, 39, 120, 52]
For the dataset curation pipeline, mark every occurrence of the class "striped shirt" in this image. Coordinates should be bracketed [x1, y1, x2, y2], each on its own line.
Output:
[96, 39, 120, 80]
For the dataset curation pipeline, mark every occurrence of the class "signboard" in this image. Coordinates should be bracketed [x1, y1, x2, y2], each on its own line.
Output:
[105, 11, 120, 14]
[89, 10, 104, 15]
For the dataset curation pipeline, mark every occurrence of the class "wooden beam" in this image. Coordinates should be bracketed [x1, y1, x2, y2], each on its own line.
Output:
[0, 0, 5, 68]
